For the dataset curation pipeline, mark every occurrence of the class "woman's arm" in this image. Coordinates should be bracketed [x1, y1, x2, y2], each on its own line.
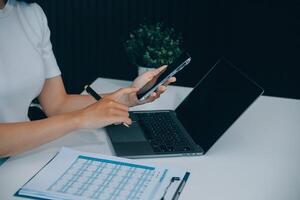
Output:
[38, 66, 176, 116]
[0, 67, 175, 157]
[38, 76, 96, 116]
[0, 111, 78, 157]
[0, 97, 132, 157]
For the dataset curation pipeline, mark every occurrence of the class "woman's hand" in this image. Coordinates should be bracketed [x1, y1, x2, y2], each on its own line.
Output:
[129, 65, 176, 106]
[75, 98, 132, 129]
[105, 66, 176, 107]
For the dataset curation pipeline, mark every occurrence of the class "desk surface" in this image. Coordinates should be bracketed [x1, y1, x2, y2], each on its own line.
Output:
[1, 78, 300, 200]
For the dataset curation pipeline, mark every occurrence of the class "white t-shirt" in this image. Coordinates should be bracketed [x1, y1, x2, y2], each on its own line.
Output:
[0, 0, 61, 123]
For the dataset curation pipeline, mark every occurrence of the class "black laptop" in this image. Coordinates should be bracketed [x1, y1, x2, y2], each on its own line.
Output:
[106, 58, 264, 158]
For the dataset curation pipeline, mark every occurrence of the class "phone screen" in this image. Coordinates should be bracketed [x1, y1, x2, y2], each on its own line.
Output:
[137, 52, 191, 101]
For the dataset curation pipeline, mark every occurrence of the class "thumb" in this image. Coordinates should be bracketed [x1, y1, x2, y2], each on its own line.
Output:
[153, 65, 167, 76]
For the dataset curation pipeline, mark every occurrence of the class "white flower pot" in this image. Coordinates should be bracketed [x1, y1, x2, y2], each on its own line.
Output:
[138, 66, 155, 75]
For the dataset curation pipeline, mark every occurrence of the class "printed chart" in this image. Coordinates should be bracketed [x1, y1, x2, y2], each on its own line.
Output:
[47, 155, 162, 200]
[17, 148, 187, 200]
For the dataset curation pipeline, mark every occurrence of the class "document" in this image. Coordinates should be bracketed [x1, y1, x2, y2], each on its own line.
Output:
[16, 147, 190, 200]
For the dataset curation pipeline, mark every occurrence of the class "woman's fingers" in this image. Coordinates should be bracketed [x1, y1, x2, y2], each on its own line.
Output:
[102, 102, 132, 125]
[128, 66, 177, 106]
[156, 85, 167, 94]
[136, 76, 176, 105]
[140, 92, 158, 104]
[103, 87, 140, 107]
[153, 65, 167, 76]
[163, 77, 176, 86]
[111, 116, 132, 125]
[143, 65, 167, 81]
[105, 101, 131, 123]
[104, 102, 132, 125]
[77, 98, 132, 129]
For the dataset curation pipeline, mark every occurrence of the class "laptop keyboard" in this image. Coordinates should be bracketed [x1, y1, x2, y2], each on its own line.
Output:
[134, 112, 193, 153]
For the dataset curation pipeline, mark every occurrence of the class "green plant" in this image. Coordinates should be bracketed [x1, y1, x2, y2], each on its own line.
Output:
[124, 23, 183, 68]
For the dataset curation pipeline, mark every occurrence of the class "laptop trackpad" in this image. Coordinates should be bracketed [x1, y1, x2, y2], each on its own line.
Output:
[108, 122, 147, 143]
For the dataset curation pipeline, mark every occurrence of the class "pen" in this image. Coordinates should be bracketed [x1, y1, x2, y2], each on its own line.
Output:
[84, 85, 130, 128]
[171, 172, 190, 200]
[160, 177, 181, 200]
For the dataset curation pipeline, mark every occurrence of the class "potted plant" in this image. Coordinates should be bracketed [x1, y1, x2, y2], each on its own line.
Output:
[124, 23, 183, 75]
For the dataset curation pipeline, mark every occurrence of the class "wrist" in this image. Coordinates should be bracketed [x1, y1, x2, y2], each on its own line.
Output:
[66, 110, 84, 130]
[99, 93, 110, 98]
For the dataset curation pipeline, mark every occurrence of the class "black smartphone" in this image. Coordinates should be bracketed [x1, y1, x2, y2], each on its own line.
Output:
[137, 52, 192, 101]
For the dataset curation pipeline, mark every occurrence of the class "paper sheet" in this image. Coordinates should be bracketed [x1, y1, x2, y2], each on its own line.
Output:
[17, 147, 188, 200]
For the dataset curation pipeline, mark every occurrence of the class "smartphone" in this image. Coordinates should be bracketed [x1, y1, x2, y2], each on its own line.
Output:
[137, 52, 192, 101]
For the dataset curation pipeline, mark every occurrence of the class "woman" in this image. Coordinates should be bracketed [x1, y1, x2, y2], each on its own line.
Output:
[0, 0, 175, 157]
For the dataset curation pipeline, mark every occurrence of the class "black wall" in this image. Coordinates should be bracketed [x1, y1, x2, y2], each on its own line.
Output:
[30, 0, 300, 99]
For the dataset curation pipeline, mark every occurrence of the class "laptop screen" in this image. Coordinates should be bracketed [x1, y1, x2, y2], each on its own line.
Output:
[175, 58, 264, 152]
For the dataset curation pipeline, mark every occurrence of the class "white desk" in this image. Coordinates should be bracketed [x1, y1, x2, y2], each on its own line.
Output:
[1, 77, 300, 200]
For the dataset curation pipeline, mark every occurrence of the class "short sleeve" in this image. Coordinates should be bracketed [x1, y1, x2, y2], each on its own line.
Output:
[33, 4, 61, 79]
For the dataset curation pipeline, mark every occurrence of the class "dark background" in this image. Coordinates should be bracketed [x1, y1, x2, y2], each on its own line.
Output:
[27, 0, 300, 99]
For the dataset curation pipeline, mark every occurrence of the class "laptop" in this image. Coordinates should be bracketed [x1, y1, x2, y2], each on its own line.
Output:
[106, 58, 264, 158]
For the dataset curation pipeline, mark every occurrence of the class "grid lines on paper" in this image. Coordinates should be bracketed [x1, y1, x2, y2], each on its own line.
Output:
[47, 155, 157, 200]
